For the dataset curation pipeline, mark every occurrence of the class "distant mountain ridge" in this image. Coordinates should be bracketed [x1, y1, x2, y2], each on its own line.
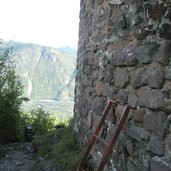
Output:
[1, 41, 77, 101]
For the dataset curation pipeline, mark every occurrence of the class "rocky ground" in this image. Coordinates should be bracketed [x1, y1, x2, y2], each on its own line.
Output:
[0, 142, 58, 171]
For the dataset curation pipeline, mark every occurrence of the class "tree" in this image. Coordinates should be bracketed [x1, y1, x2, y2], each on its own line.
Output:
[0, 41, 27, 143]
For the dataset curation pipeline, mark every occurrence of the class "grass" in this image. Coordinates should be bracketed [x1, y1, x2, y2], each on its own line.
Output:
[32, 119, 82, 171]
[53, 121, 81, 171]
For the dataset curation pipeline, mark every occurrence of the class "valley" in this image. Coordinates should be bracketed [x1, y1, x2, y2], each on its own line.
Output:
[0, 41, 76, 118]
[21, 100, 74, 120]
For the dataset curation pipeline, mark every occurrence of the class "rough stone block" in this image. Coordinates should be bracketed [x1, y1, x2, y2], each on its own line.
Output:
[135, 44, 156, 64]
[147, 68, 164, 89]
[128, 94, 138, 108]
[131, 68, 147, 89]
[110, 51, 126, 66]
[105, 122, 117, 143]
[128, 125, 150, 142]
[114, 67, 129, 88]
[160, 23, 171, 40]
[110, 47, 138, 66]
[95, 81, 105, 96]
[91, 96, 105, 116]
[148, 134, 165, 156]
[143, 110, 167, 137]
[115, 104, 129, 126]
[165, 136, 171, 156]
[163, 98, 171, 113]
[165, 67, 171, 80]
[144, 3, 167, 21]
[154, 41, 171, 65]
[126, 140, 135, 156]
[138, 88, 164, 109]
[150, 156, 171, 171]
[132, 149, 150, 171]
[98, 67, 105, 81]
[103, 68, 113, 82]
[93, 69, 98, 79]
[117, 89, 129, 104]
[133, 108, 145, 123]
[127, 159, 137, 171]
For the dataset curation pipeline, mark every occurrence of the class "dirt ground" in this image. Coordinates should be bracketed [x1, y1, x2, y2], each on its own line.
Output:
[0, 142, 58, 171]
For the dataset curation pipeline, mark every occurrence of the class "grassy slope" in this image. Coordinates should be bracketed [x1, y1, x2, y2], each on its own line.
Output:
[21, 100, 74, 120]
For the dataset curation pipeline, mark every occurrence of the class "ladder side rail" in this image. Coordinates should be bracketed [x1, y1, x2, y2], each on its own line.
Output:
[77, 136, 96, 171]
[96, 105, 131, 171]
[94, 100, 113, 136]
[77, 100, 114, 171]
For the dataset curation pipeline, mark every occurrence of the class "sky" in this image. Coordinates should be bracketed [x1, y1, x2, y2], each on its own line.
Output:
[0, 0, 80, 48]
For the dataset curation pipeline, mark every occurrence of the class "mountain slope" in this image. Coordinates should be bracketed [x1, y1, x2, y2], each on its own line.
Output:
[6, 42, 76, 101]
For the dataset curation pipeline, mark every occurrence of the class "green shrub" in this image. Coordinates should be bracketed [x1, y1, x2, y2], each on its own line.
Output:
[53, 120, 81, 171]
[30, 107, 55, 135]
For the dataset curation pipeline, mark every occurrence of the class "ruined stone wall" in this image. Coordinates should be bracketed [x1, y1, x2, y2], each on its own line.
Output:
[74, 0, 171, 170]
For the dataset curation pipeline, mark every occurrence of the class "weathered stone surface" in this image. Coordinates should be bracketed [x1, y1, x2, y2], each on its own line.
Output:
[150, 156, 171, 171]
[165, 67, 171, 80]
[126, 140, 135, 156]
[131, 68, 147, 89]
[128, 125, 150, 142]
[166, 8, 171, 21]
[105, 122, 117, 143]
[110, 48, 138, 66]
[132, 149, 150, 171]
[109, 0, 124, 6]
[147, 68, 164, 89]
[117, 89, 129, 104]
[165, 136, 171, 156]
[128, 93, 138, 108]
[103, 68, 113, 82]
[163, 98, 171, 113]
[144, 110, 167, 137]
[138, 88, 164, 109]
[144, 3, 167, 21]
[148, 134, 165, 156]
[135, 43, 156, 64]
[133, 108, 145, 123]
[75, 1, 171, 170]
[91, 96, 105, 116]
[127, 159, 137, 171]
[95, 80, 105, 96]
[114, 67, 129, 88]
[115, 104, 130, 130]
[98, 68, 105, 81]
[154, 41, 171, 65]
[160, 23, 171, 40]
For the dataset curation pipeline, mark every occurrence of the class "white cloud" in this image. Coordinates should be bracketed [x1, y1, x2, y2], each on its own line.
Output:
[0, 0, 80, 48]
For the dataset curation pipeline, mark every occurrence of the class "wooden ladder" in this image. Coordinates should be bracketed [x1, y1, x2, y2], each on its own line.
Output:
[76, 100, 131, 171]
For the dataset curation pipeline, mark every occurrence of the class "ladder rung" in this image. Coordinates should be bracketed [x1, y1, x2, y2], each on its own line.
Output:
[94, 135, 117, 153]
[94, 135, 108, 145]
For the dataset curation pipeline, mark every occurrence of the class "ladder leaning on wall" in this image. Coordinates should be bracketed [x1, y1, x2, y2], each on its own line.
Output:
[76, 100, 131, 171]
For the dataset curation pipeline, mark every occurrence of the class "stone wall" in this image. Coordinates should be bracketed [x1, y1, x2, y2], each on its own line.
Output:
[74, 0, 171, 170]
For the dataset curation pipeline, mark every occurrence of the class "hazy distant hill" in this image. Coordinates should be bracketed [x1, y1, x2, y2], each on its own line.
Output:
[1, 41, 77, 101]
